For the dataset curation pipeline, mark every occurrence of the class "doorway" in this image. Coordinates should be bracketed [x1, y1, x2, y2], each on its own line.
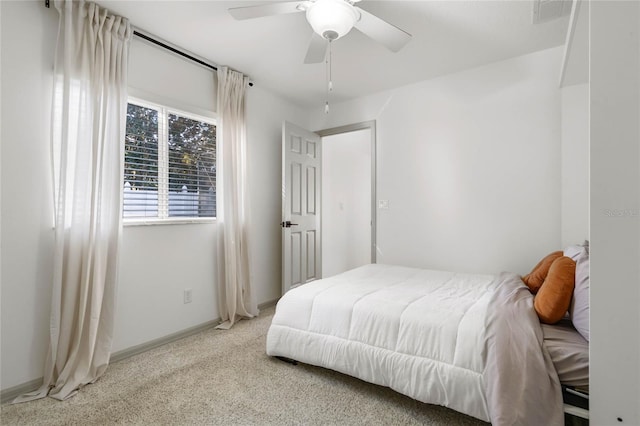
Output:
[319, 122, 376, 278]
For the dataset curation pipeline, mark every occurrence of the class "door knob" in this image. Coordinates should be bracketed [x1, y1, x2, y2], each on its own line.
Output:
[281, 221, 298, 228]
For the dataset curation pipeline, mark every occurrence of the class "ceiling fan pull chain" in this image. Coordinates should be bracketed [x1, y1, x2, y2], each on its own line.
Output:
[328, 40, 333, 92]
[324, 62, 329, 114]
[325, 40, 333, 114]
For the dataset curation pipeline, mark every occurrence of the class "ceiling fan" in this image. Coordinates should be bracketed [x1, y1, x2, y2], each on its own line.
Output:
[228, 0, 412, 64]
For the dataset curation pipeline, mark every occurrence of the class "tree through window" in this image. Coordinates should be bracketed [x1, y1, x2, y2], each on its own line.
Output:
[123, 100, 216, 220]
[168, 114, 216, 217]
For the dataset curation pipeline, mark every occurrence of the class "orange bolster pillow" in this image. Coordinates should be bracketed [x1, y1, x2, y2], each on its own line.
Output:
[534, 256, 576, 324]
[522, 251, 563, 294]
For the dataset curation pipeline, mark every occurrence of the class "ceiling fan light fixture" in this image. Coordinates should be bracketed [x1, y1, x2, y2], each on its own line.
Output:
[306, 0, 359, 41]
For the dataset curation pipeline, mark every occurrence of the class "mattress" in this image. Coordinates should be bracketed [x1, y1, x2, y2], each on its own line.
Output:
[266, 264, 564, 425]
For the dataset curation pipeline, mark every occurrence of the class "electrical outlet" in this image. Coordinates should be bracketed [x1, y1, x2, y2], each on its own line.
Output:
[378, 199, 389, 209]
[183, 288, 193, 304]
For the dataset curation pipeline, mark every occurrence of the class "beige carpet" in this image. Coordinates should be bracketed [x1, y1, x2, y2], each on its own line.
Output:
[1, 306, 487, 425]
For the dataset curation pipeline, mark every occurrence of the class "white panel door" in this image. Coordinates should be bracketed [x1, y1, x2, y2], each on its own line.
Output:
[282, 121, 321, 294]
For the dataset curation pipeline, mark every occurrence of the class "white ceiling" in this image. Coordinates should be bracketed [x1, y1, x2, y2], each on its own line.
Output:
[100, 1, 570, 108]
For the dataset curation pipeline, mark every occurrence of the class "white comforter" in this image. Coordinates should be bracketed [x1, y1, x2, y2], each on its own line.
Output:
[266, 264, 563, 425]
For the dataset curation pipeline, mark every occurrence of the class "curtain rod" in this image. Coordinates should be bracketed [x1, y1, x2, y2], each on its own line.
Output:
[133, 30, 254, 87]
[134, 30, 217, 71]
[44, 0, 253, 87]
[134, 29, 254, 87]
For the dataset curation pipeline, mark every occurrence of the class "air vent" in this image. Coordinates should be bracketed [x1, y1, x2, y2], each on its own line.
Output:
[532, 0, 572, 24]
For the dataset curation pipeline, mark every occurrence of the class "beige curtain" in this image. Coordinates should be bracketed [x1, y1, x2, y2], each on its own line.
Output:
[14, 0, 131, 402]
[215, 67, 258, 329]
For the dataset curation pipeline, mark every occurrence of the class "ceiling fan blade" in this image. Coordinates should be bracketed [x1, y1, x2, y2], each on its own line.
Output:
[228, 1, 305, 20]
[354, 8, 412, 52]
[304, 33, 329, 64]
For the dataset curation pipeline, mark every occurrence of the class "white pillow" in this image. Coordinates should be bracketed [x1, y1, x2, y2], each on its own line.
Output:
[570, 246, 590, 341]
[563, 244, 584, 261]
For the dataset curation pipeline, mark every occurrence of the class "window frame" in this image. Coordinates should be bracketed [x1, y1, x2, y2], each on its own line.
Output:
[123, 97, 218, 226]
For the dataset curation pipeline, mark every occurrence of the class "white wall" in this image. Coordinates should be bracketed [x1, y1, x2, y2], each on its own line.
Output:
[590, 1, 640, 424]
[0, 0, 57, 391]
[113, 29, 219, 354]
[560, 83, 589, 247]
[113, 224, 218, 352]
[322, 129, 371, 278]
[127, 36, 216, 117]
[312, 47, 564, 275]
[0, 0, 309, 391]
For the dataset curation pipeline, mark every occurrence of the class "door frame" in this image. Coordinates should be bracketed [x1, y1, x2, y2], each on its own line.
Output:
[317, 120, 377, 265]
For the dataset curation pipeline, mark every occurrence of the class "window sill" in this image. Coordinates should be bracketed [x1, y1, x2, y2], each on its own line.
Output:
[123, 218, 217, 227]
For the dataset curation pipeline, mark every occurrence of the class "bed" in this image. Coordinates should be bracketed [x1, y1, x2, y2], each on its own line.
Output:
[266, 263, 569, 425]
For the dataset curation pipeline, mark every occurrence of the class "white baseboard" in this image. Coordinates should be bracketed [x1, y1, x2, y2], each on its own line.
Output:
[110, 318, 221, 363]
[1, 298, 279, 405]
[1, 378, 43, 405]
[110, 298, 277, 363]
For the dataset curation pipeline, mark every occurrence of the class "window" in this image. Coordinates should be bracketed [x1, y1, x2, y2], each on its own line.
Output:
[123, 99, 216, 221]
